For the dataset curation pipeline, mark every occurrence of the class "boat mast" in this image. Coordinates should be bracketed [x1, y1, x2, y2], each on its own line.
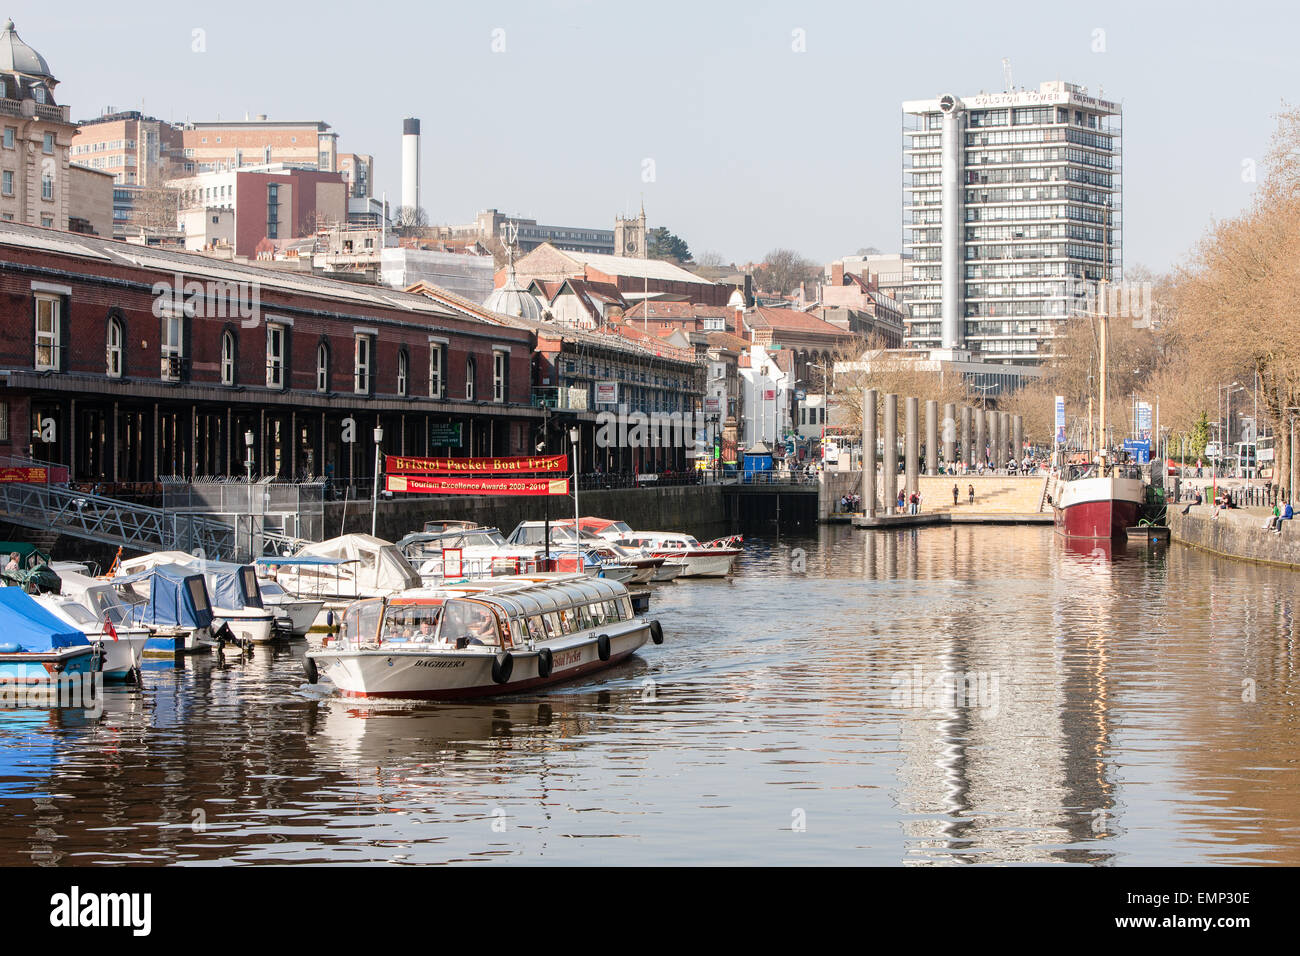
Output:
[1098, 302, 1107, 468]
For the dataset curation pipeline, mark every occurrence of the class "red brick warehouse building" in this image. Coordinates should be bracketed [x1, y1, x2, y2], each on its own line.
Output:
[0, 221, 538, 488]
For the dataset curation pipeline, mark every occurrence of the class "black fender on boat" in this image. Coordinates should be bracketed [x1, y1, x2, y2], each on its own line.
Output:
[649, 620, 664, 645]
[492, 651, 514, 684]
[303, 654, 319, 684]
[596, 633, 611, 662]
[536, 647, 553, 679]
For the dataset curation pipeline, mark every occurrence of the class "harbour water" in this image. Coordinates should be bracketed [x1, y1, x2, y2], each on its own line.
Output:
[2, 524, 1298, 865]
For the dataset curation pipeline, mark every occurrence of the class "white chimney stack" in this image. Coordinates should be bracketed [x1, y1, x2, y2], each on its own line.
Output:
[401, 118, 421, 213]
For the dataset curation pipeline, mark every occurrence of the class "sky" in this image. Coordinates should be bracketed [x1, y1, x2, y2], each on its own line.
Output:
[16, 0, 1297, 271]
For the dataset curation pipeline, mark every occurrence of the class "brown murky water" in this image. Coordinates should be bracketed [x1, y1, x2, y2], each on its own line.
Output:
[2, 525, 1298, 865]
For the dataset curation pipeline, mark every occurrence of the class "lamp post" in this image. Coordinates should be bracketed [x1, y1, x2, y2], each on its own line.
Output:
[244, 430, 255, 559]
[569, 425, 581, 573]
[371, 424, 383, 538]
[1217, 382, 1241, 477]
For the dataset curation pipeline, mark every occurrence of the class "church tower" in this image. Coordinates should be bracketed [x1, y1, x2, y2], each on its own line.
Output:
[613, 201, 647, 258]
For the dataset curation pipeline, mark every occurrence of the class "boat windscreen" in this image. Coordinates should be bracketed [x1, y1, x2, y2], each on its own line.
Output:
[438, 599, 502, 647]
[382, 604, 441, 642]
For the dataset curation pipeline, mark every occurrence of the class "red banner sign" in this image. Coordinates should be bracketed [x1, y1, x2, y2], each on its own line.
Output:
[386, 454, 567, 475]
[0, 467, 48, 483]
[387, 475, 569, 496]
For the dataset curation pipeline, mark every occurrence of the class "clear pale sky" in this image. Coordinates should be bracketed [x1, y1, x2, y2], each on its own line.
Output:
[19, 0, 1294, 271]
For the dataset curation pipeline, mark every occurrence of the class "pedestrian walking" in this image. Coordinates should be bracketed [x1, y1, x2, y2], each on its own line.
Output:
[953, 483, 959, 506]
[968, 483, 975, 505]
[896, 489, 905, 513]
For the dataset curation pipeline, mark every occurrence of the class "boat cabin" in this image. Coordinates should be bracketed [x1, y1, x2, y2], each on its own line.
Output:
[335, 575, 635, 650]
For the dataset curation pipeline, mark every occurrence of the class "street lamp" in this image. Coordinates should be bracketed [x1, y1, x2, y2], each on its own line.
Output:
[244, 430, 255, 559]
[371, 424, 383, 537]
[568, 425, 581, 573]
[1219, 384, 1244, 476]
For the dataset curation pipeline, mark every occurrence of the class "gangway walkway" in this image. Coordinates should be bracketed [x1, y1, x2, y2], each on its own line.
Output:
[0, 481, 245, 559]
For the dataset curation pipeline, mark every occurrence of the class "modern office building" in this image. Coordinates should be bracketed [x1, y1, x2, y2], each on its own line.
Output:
[902, 81, 1121, 363]
[181, 118, 338, 175]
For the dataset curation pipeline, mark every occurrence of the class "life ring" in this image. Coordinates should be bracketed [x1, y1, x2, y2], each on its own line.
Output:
[492, 651, 514, 684]
[596, 634, 611, 661]
[649, 620, 664, 645]
[536, 647, 553, 679]
[303, 654, 319, 684]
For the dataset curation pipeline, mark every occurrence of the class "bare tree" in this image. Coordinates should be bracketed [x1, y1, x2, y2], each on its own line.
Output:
[754, 248, 819, 297]
[129, 185, 181, 233]
[392, 205, 431, 237]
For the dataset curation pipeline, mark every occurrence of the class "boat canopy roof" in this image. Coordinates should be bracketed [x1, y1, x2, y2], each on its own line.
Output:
[201, 562, 263, 610]
[294, 535, 423, 591]
[0, 588, 89, 650]
[255, 555, 357, 567]
[110, 564, 214, 629]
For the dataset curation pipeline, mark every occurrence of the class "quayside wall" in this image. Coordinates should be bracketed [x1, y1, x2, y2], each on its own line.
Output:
[1168, 506, 1300, 571]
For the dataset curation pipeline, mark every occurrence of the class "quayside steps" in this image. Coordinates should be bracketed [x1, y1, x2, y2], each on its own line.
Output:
[916, 475, 1050, 516]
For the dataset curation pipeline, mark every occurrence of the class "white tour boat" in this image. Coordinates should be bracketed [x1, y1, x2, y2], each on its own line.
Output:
[303, 573, 662, 700]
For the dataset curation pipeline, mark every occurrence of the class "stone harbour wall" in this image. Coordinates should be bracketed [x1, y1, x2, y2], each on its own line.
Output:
[1169, 506, 1300, 571]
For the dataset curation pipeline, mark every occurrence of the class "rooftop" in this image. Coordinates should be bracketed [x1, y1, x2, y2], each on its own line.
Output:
[0, 19, 52, 81]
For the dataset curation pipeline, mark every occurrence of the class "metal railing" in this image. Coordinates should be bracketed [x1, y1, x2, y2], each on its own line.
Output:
[0, 481, 237, 559]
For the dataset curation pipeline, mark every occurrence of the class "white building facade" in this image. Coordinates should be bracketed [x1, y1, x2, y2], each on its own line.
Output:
[738, 345, 793, 448]
[902, 81, 1121, 364]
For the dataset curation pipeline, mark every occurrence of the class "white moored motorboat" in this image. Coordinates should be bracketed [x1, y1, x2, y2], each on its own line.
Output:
[303, 573, 662, 700]
[31, 594, 149, 683]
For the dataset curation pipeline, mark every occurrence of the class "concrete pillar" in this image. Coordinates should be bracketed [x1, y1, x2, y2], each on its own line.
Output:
[943, 402, 956, 468]
[1000, 412, 1011, 469]
[862, 388, 877, 517]
[991, 412, 1003, 470]
[974, 410, 986, 469]
[985, 411, 997, 468]
[961, 406, 972, 468]
[925, 399, 938, 476]
[883, 393, 898, 513]
[1013, 415, 1024, 465]
[905, 396, 919, 499]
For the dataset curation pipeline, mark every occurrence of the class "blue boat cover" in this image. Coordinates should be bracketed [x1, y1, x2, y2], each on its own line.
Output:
[112, 564, 214, 630]
[255, 556, 355, 567]
[202, 562, 263, 610]
[0, 588, 90, 651]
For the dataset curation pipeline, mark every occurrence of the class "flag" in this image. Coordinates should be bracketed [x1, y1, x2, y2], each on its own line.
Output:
[104, 616, 118, 641]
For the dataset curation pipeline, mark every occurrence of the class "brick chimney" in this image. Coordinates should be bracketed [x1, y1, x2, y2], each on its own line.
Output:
[831, 261, 845, 286]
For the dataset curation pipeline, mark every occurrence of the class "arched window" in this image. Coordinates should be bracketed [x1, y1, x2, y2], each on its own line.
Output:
[465, 356, 476, 401]
[221, 330, 236, 385]
[316, 341, 330, 393]
[106, 315, 123, 378]
[397, 348, 409, 397]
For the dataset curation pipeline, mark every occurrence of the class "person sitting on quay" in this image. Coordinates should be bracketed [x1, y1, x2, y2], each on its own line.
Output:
[1264, 504, 1282, 533]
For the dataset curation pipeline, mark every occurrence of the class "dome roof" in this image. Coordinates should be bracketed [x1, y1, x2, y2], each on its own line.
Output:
[484, 266, 546, 321]
[0, 20, 53, 80]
